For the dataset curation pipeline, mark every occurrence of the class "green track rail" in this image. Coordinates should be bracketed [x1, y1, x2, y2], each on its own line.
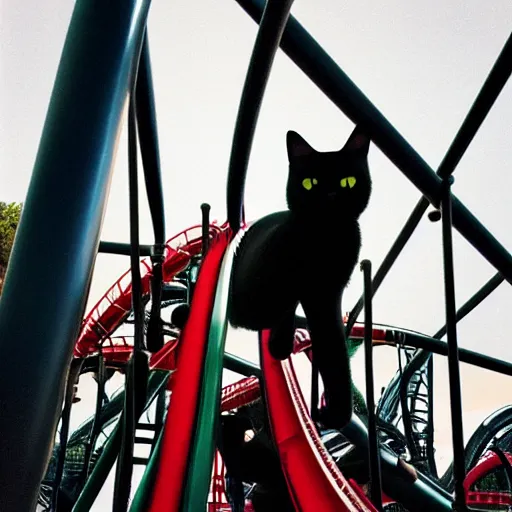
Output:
[180, 239, 236, 511]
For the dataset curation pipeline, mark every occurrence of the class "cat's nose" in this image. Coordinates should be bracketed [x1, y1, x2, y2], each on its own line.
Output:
[328, 192, 337, 198]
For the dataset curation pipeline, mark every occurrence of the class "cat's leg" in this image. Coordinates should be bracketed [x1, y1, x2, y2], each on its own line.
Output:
[268, 305, 297, 360]
[300, 293, 353, 429]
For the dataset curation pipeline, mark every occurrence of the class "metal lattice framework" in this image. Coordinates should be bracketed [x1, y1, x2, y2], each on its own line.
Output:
[0, 1, 511, 511]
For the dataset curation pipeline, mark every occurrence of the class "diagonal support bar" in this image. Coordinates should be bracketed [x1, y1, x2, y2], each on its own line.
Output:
[236, 0, 512, 290]
[347, 32, 512, 331]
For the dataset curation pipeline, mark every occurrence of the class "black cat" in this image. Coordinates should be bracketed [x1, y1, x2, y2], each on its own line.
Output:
[229, 126, 372, 429]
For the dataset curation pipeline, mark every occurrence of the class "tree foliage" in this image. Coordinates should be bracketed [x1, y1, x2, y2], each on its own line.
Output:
[0, 202, 23, 295]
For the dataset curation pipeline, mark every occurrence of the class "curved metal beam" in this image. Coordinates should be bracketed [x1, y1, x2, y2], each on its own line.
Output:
[226, 0, 294, 233]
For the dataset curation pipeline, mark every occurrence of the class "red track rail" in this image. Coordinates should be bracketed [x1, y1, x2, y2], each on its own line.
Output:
[75, 223, 224, 357]
[79, 223, 512, 510]
[260, 329, 377, 512]
[220, 376, 260, 413]
[215, 344, 512, 511]
[464, 450, 512, 508]
[148, 228, 232, 512]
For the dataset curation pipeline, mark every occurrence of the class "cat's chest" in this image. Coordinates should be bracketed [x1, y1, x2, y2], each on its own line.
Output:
[289, 216, 360, 248]
[290, 217, 361, 277]
[237, 212, 361, 278]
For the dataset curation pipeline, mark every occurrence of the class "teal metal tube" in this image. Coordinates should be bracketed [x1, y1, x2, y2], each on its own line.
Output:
[0, 1, 152, 509]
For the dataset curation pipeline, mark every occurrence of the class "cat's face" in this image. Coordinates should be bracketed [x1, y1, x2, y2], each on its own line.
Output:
[286, 126, 372, 219]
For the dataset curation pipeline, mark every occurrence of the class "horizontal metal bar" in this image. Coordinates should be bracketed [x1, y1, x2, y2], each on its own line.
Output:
[236, 0, 512, 287]
[223, 352, 262, 378]
[133, 457, 150, 465]
[136, 423, 157, 432]
[99, 241, 152, 256]
[400, 331, 512, 377]
[225, 326, 512, 378]
[134, 436, 154, 445]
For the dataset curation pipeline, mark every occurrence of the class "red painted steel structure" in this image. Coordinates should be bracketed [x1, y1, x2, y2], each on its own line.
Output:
[464, 450, 512, 508]
[260, 329, 377, 512]
[71, 222, 512, 510]
[148, 229, 232, 511]
[75, 223, 224, 358]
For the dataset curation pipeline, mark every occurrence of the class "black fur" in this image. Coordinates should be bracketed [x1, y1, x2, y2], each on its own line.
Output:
[229, 126, 372, 428]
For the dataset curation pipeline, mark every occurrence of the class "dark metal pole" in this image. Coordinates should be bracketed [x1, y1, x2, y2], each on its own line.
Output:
[347, 200, 430, 333]
[229, 328, 512, 381]
[82, 354, 106, 483]
[226, 0, 295, 233]
[127, 93, 145, 356]
[440, 176, 467, 512]
[136, 32, 166, 246]
[0, 2, 151, 509]
[98, 241, 152, 256]
[50, 359, 83, 511]
[399, 268, 505, 455]
[113, 95, 147, 512]
[201, 203, 211, 255]
[344, 29, 512, 332]
[236, 0, 512, 289]
[223, 352, 262, 378]
[146, 254, 165, 353]
[426, 356, 438, 478]
[136, 32, 166, 354]
[361, 260, 383, 510]
[397, 333, 512, 376]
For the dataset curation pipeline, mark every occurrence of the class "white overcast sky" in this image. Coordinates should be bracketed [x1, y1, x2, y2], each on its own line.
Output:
[2, 0, 512, 494]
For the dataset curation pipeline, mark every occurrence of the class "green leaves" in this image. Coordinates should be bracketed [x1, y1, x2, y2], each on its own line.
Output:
[0, 201, 23, 294]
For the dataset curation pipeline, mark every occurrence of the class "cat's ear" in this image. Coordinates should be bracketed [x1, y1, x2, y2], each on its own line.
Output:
[287, 131, 315, 159]
[342, 126, 370, 155]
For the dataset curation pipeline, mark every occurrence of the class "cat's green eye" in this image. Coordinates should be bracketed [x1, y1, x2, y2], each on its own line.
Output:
[302, 178, 318, 190]
[340, 176, 356, 189]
